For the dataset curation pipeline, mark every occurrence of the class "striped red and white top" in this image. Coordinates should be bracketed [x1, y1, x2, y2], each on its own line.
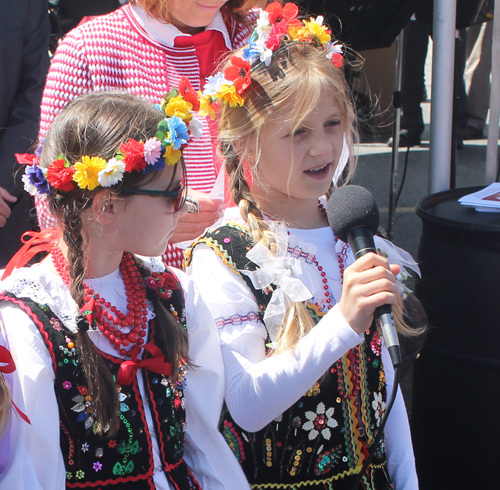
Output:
[36, 4, 256, 267]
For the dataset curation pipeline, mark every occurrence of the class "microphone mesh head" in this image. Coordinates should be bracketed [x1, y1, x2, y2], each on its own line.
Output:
[327, 185, 380, 242]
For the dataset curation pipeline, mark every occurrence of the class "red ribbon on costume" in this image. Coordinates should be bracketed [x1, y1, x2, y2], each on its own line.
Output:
[0, 345, 31, 424]
[116, 342, 172, 386]
[1, 229, 60, 280]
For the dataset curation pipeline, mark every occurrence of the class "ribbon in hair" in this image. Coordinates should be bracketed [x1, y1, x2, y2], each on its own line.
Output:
[116, 342, 172, 386]
[0, 345, 31, 424]
[240, 225, 312, 341]
[1, 229, 59, 280]
[77, 296, 103, 332]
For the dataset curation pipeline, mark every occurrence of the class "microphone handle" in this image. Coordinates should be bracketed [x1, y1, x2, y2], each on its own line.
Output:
[346, 226, 377, 260]
[346, 227, 402, 368]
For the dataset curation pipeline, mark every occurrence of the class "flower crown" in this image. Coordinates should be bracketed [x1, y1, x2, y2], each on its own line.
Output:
[199, 2, 344, 110]
[18, 79, 203, 195]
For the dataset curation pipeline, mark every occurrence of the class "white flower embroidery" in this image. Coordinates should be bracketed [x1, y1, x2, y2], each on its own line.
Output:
[302, 402, 338, 441]
[372, 392, 386, 426]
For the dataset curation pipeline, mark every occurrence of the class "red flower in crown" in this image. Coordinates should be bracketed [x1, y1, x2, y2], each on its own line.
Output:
[266, 22, 289, 51]
[224, 56, 252, 95]
[46, 158, 76, 191]
[331, 52, 343, 69]
[179, 76, 200, 111]
[266, 1, 299, 25]
[119, 139, 147, 172]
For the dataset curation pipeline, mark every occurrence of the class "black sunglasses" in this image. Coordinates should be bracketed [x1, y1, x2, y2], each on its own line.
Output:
[122, 183, 186, 212]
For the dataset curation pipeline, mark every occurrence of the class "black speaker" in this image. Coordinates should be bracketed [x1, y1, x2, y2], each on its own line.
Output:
[295, 0, 419, 51]
[415, 0, 494, 29]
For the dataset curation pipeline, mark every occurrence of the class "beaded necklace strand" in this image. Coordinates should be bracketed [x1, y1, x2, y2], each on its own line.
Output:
[51, 247, 148, 357]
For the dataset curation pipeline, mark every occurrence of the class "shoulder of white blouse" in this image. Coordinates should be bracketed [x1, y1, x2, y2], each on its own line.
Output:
[0, 266, 79, 332]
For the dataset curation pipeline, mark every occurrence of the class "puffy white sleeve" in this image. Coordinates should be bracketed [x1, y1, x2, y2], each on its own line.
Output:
[0, 304, 66, 490]
[187, 245, 363, 433]
[382, 348, 419, 490]
[174, 270, 250, 490]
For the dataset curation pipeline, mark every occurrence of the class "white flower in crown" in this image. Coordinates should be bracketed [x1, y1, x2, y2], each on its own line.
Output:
[97, 158, 126, 187]
[144, 137, 162, 165]
[244, 38, 273, 66]
[203, 72, 232, 96]
[326, 41, 343, 59]
[22, 172, 37, 196]
[255, 9, 271, 41]
[189, 115, 204, 139]
[259, 47, 274, 66]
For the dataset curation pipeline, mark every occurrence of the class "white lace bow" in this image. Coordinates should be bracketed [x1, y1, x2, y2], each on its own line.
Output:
[240, 224, 312, 341]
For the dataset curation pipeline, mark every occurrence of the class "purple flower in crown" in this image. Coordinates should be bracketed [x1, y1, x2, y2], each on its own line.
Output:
[26, 163, 50, 195]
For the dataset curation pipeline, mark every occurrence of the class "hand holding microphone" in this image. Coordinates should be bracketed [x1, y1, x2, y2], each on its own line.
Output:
[327, 185, 403, 368]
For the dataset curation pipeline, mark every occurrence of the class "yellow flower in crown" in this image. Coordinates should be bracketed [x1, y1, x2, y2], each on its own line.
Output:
[73, 156, 107, 190]
[163, 145, 183, 166]
[165, 96, 193, 121]
[198, 94, 217, 120]
[287, 23, 303, 41]
[298, 16, 331, 45]
[217, 85, 244, 108]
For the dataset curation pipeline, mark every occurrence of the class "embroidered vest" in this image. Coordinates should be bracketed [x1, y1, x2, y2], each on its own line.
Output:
[186, 224, 392, 490]
[0, 267, 201, 490]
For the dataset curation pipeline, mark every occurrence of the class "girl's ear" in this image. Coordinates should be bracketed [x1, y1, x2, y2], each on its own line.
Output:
[91, 190, 117, 225]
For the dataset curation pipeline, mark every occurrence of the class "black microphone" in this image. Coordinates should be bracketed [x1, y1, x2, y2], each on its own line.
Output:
[327, 185, 402, 368]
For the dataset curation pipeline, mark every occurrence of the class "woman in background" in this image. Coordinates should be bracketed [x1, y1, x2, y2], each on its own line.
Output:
[36, 0, 260, 267]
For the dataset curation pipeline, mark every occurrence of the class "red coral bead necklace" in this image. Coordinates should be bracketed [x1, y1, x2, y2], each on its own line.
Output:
[51, 247, 148, 357]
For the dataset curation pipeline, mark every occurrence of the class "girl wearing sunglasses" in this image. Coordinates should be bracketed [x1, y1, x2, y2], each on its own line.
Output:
[0, 90, 250, 489]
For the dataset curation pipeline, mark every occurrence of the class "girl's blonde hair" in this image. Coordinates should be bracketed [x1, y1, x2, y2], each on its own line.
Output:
[40, 92, 190, 436]
[133, 0, 262, 25]
[218, 43, 417, 354]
